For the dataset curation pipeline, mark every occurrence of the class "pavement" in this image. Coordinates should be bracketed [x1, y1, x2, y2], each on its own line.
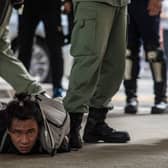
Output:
[1, 74, 168, 168]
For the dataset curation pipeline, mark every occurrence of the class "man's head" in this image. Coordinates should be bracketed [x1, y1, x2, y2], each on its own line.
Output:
[6, 93, 43, 154]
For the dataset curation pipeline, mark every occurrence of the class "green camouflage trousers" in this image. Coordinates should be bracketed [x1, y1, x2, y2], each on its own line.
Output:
[64, 1, 127, 113]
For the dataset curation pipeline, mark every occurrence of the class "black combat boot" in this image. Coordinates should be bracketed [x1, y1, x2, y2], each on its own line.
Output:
[125, 97, 138, 114]
[83, 107, 130, 143]
[69, 113, 83, 149]
[124, 79, 138, 114]
[151, 82, 168, 114]
[151, 100, 168, 114]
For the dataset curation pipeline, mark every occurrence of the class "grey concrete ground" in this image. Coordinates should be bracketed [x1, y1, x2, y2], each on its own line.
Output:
[1, 76, 168, 168]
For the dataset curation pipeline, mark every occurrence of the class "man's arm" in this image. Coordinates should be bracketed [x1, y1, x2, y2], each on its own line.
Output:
[147, 0, 162, 16]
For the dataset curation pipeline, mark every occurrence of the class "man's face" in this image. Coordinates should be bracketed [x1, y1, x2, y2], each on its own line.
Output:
[8, 118, 39, 154]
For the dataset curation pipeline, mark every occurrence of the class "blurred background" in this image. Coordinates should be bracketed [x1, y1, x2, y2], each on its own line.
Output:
[8, 10, 153, 86]
[8, 9, 73, 91]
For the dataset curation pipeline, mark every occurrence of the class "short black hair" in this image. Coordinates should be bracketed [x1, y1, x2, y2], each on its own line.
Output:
[6, 93, 43, 129]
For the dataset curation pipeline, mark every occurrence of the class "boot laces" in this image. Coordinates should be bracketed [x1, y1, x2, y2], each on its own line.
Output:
[96, 122, 115, 133]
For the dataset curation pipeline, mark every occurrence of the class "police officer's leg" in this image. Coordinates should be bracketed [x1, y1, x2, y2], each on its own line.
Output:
[145, 48, 167, 114]
[124, 47, 141, 114]
[43, 9, 64, 97]
[18, 9, 39, 70]
[163, 30, 168, 59]
[123, 1, 142, 114]
[0, 28, 43, 94]
[64, 2, 130, 148]
[141, 12, 168, 114]
[63, 1, 101, 149]
[83, 5, 130, 143]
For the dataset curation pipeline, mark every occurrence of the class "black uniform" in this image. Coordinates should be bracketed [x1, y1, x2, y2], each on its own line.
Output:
[124, 0, 167, 114]
[18, 0, 64, 97]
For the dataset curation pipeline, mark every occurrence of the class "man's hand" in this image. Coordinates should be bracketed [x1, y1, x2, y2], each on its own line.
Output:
[63, 0, 73, 14]
[147, 0, 162, 16]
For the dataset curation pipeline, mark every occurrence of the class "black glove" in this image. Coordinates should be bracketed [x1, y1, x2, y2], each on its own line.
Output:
[11, 0, 24, 10]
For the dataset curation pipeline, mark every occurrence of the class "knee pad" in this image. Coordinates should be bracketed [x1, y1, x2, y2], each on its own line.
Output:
[125, 49, 132, 79]
[146, 48, 165, 62]
[125, 49, 140, 80]
[146, 48, 167, 82]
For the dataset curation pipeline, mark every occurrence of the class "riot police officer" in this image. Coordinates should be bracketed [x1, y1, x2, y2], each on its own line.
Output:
[124, 0, 168, 114]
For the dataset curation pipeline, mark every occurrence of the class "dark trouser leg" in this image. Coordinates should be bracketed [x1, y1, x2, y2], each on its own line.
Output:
[163, 30, 168, 61]
[124, 48, 140, 114]
[43, 10, 64, 97]
[146, 49, 168, 114]
[69, 113, 83, 149]
[18, 10, 39, 70]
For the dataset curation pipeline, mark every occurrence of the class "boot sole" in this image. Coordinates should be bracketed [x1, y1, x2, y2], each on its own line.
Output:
[69, 144, 83, 150]
[125, 106, 137, 114]
[151, 107, 168, 114]
[83, 135, 130, 143]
